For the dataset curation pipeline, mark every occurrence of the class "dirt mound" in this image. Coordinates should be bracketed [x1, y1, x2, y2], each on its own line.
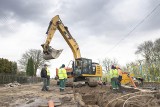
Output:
[4, 81, 21, 88]
[143, 82, 160, 90]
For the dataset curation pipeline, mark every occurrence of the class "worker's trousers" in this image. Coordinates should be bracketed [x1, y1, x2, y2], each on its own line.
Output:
[64, 78, 67, 87]
[118, 76, 122, 88]
[59, 79, 65, 92]
[42, 78, 48, 91]
[111, 77, 119, 89]
[47, 78, 50, 89]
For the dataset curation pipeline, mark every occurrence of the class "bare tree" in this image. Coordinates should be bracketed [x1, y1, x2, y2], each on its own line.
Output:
[135, 38, 160, 81]
[153, 38, 160, 81]
[100, 57, 118, 72]
[154, 38, 160, 62]
[135, 40, 154, 63]
[18, 49, 48, 75]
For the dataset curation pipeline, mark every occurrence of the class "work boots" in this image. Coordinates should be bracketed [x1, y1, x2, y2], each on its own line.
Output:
[60, 89, 64, 92]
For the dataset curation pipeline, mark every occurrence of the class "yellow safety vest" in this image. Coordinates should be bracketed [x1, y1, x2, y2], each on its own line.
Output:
[109, 69, 118, 78]
[58, 68, 67, 79]
[46, 67, 50, 76]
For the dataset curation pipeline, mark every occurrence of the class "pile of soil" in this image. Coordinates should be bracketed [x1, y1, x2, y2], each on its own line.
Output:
[4, 81, 21, 88]
[143, 82, 160, 90]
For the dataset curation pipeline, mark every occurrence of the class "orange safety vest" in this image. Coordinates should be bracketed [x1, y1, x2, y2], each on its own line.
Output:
[118, 69, 122, 76]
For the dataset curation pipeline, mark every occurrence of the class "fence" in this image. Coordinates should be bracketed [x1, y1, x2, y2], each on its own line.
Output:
[0, 74, 42, 84]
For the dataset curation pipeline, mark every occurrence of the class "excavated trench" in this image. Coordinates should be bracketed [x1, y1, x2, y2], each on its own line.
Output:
[82, 94, 98, 105]
[74, 85, 160, 107]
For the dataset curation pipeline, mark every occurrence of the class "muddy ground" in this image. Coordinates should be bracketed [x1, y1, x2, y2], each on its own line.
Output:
[0, 80, 160, 107]
[0, 80, 77, 107]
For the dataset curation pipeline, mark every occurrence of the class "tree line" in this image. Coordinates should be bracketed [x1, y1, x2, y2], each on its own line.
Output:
[134, 38, 160, 81]
[0, 58, 17, 74]
[0, 49, 47, 76]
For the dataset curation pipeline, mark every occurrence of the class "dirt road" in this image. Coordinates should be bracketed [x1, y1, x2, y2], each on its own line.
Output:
[0, 80, 76, 107]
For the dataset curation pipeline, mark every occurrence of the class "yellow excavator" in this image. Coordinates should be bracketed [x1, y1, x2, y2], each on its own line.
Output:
[41, 15, 102, 86]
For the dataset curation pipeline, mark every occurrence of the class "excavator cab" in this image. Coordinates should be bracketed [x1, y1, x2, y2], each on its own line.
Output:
[72, 58, 102, 86]
[41, 44, 63, 60]
[73, 58, 99, 77]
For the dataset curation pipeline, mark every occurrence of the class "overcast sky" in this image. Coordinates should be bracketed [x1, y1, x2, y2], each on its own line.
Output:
[0, 0, 160, 77]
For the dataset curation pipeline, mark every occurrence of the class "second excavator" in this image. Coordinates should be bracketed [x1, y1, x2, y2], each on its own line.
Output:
[41, 15, 102, 86]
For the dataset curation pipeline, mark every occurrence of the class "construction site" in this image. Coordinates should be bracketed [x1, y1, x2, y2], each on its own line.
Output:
[1, 1, 160, 107]
[0, 79, 160, 107]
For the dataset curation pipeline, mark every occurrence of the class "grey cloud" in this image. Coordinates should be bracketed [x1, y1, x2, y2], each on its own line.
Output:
[57, 0, 133, 39]
[139, 1, 160, 31]
[59, 0, 121, 32]
[0, 0, 51, 23]
[58, 0, 160, 38]
[0, 0, 55, 37]
[0, 0, 160, 39]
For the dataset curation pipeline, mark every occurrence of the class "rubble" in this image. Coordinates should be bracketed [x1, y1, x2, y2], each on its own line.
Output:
[4, 81, 21, 88]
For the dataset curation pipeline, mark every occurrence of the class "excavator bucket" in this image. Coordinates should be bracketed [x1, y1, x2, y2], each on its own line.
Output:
[43, 48, 63, 60]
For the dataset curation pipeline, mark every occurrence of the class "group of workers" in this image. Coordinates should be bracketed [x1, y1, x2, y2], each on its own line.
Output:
[109, 65, 123, 90]
[40, 64, 67, 92]
[41, 63, 122, 92]
[40, 63, 144, 93]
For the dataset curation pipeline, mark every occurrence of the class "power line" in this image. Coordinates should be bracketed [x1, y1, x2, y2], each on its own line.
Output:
[106, 2, 160, 54]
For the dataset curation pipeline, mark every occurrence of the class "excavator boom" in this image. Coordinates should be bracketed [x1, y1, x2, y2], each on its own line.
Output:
[41, 15, 81, 60]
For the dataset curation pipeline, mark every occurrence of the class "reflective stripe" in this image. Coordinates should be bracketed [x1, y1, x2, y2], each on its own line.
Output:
[47, 67, 50, 76]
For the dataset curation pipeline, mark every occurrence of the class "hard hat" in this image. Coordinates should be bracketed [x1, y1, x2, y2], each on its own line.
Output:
[61, 64, 65, 68]
[111, 65, 115, 69]
[116, 66, 119, 69]
[44, 64, 48, 66]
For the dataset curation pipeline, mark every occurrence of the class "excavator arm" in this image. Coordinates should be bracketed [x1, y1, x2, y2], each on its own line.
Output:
[41, 15, 81, 60]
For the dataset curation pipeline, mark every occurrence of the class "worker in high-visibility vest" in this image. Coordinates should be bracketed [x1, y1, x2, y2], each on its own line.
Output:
[58, 64, 67, 92]
[46, 67, 50, 90]
[109, 65, 119, 90]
